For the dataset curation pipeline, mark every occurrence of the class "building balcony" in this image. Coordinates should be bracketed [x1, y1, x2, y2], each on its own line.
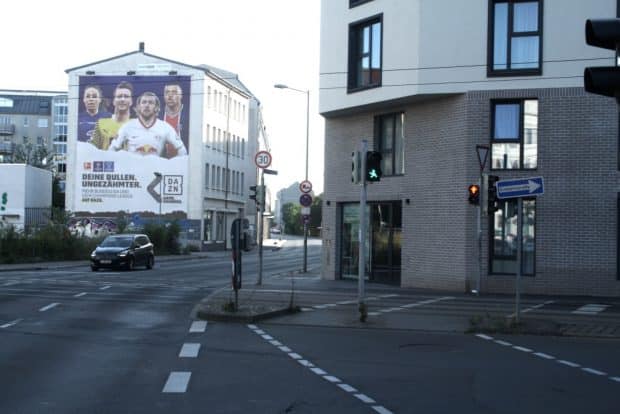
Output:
[0, 141, 14, 154]
[0, 124, 15, 136]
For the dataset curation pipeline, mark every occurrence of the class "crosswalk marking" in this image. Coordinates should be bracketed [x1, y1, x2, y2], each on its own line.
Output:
[572, 304, 609, 315]
[162, 372, 191, 393]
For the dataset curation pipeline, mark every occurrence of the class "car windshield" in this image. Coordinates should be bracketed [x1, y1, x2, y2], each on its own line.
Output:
[100, 236, 133, 248]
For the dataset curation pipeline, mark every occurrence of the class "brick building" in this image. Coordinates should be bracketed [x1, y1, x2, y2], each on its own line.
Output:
[319, 0, 620, 296]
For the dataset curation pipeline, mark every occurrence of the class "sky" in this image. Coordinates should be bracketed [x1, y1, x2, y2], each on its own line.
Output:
[1, 0, 324, 202]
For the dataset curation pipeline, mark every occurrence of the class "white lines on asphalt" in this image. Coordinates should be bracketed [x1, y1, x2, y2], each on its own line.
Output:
[572, 304, 609, 315]
[179, 343, 201, 358]
[2, 281, 19, 287]
[0, 319, 22, 329]
[261, 334, 274, 340]
[74, 292, 88, 298]
[373, 296, 455, 316]
[301, 307, 314, 312]
[162, 372, 191, 393]
[39, 302, 60, 312]
[477, 334, 619, 384]
[99, 285, 112, 291]
[189, 321, 207, 333]
[248, 324, 393, 413]
[507, 300, 555, 318]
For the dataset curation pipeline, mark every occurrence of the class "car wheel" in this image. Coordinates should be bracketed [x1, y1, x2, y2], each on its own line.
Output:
[91, 266, 99, 272]
[146, 255, 154, 270]
[126, 257, 135, 271]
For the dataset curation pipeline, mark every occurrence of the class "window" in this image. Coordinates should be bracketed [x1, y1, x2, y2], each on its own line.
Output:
[205, 163, 210, 189]
[37, 118, 48, 128]
[0, 97, 13, 108]
[491, 99, 537, 169]
[23, 117, 29, 127]
[350, 0, 373, 7]
[348, 15, 382, 91]
[490, 199, 535, 275]
[57, 163, 66, 173]
[488, 0, 542, 75]
[375, 112, 404, 176]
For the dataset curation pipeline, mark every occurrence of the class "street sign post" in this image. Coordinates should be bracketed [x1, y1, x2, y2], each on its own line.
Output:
[495, 176, 544, 324]
[254, 151, 272, 169]
[496, 177, 544, 199]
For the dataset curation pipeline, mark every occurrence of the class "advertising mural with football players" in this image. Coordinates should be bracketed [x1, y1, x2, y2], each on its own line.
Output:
[75, 75, 190, 216]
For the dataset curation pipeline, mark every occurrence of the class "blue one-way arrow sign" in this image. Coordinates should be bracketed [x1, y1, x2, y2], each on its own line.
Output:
[496, 177, 544, 199]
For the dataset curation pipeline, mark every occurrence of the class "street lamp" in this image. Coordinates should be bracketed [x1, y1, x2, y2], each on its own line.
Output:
[274, 83, 310, 273]
[153, 172, 162, 224]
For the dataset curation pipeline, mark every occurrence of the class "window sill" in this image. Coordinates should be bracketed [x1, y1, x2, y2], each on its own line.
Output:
[487, 68, 542, 77]
[347, 83, 382, 94]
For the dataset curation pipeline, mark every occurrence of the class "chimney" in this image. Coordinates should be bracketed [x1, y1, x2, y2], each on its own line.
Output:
[139, 42, 145, 52]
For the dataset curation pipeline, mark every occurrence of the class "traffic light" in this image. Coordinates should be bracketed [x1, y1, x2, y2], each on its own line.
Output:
[365, 151, 382, 182]
[584, 19, 620, 97]
[249, 185, 265, 206]
[351, 151, 360, 184]
[468, 184, 480, 205]
[487, 175, 500, 215]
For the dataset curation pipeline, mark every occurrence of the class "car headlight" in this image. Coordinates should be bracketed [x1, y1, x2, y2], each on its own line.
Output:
[91, 251, 97, 258]
[118, 250, 129, 257]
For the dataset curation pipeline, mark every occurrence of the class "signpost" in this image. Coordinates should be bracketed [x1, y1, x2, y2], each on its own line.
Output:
[496, 176, 544, 323]
[254, 151, 272, 169]
[474, 145, 489, 296]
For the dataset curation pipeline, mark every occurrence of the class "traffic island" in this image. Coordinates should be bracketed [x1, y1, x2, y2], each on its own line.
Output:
[468, 314, 562, 336]
[194, 288, 301, 323]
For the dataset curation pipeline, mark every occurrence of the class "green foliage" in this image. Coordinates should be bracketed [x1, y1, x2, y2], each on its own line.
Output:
[281, 202, 303, 235]
[142, 221, 181, 255]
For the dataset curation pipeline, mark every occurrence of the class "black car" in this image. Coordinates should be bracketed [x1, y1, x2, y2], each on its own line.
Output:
[90, 234, 154, 271]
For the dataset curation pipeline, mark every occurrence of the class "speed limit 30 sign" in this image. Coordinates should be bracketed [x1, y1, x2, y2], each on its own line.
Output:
[255, 151, 272, 169]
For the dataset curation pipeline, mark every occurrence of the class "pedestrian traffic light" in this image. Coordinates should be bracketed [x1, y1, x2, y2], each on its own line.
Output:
[487, 175, 500, 215]
[468, 184, 480, 205]
[351, 151, 360, 184]
[584, 19, 620, 98]
[365, 151, 382, 182]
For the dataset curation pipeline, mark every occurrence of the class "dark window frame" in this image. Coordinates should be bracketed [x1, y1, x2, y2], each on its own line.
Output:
[350, 0, 373, 7]
[490, 98, 538, 171]
[489, 198, 536, 276]
[347, 14, 383, 93]
[487, 0, 543, 77]
[374, 112, 405, 177]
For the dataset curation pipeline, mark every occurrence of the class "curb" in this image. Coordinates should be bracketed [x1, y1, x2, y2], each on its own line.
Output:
[195, 306, 301, 323]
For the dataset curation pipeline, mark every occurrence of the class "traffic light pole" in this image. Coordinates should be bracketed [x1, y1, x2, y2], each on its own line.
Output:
[257, 170, 265, 285]
[476, 175, 482, 295]
[358, 140, 368, 321]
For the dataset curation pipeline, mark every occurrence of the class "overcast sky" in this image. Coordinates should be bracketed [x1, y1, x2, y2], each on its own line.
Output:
[2, 0, 324, 200]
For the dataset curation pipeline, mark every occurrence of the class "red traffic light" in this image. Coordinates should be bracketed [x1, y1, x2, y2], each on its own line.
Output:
[468, 184, 480, 205]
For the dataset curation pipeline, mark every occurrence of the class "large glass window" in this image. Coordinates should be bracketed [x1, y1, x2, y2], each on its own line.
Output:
[491, 99, 537, 169]
[348, 15, 382, 91]
[376, 113, 404, 176]
[489, 0, 542, 75]
[490, 199, 535, 275]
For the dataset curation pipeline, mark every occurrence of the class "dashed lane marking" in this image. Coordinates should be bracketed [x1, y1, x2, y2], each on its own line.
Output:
[249, 324, 393, 413]
[572, 304, 610, 315]
[477, 334, 619, 384]
[39, 303, 60, 312]
[162, 372, 191, 393]
[1, 319, 22, 329]
[179, 343, 201, 358]
[507, 300, 555, 318]
[189, 321, 207, 333]
[99, 285, 112, 291]
[74, 292, 88, 298]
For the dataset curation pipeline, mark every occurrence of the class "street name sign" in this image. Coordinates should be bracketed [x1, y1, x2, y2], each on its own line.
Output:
[496, 177, 544, 199]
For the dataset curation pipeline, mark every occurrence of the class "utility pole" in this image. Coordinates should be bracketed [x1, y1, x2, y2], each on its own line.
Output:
[358, 140, 368, 321]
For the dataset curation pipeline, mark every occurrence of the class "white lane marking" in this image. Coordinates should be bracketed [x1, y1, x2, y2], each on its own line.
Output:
[179, 343, 201, 358]
[39, 303, 60, 312]
[379, 294, 399, 298]
[368, 312, 380, 316]
[495, 340, 512, 346]
[1, 319, 22, 329]
[189, 321, 207, 333]
[558, 360, 581, 368]
[99, 285, 112, 291]
[355, 394, 376, 404]
[252, 325, 389, 409]
[314, 304, 332, 309]
[508, 300, 555, 318]
[2, 281, 19, 287]
[572, 304, 609, 315]
[74, 292, 88, 298]
[254, 329, 265, 335]
[373, 406, 394, 414]
[534, 352, 555, 360]
[162, 372, 191, 393]
[301, 307, 314, 312]
[610, 377, 620, 382]
[323, 375, 341, 383]
[269, 340, 282, 346]
[338, 384, 357, 393]
[582, 368, 607, 376]
[513, 346, 533, 353]
[337, 300, 357, 305]
[374, 296, 455, 315]
[476, 334, 493, 340]
[261, 334, 274, 340]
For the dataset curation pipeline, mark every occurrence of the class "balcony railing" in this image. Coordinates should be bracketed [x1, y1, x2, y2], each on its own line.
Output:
[0, 124, 15, 135]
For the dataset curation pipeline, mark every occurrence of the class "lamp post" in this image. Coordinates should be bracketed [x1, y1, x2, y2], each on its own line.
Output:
[274, 83, 310, 273]
[153, 172, 162, 224]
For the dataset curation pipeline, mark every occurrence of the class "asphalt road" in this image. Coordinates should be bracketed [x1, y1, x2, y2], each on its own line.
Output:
[0, 239, 619, 413]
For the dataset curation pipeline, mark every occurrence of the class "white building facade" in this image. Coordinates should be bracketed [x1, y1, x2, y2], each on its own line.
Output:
[320, 0, 620, 296]
[65, 45, 260, 249]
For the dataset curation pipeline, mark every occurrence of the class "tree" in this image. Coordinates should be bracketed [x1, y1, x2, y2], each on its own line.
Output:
[13, 144, 50, 168]
[281, 202, 303, 235]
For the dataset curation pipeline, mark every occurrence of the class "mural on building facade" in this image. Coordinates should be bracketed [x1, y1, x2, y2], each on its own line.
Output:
[75, 75, 191, 217]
